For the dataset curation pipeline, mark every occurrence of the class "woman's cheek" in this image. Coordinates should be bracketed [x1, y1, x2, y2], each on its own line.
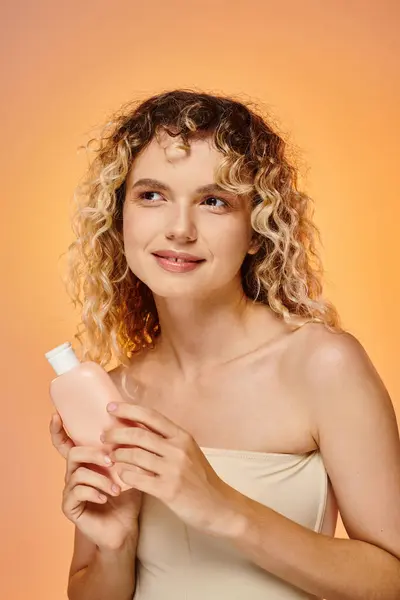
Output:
[214, 220, 252, 261]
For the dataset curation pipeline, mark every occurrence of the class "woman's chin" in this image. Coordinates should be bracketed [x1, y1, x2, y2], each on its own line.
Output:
[151, 286, 210, 301]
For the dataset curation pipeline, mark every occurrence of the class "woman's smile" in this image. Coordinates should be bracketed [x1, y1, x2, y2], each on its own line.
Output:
[152, 253, 206, 273]
[151, 249, 206, 273]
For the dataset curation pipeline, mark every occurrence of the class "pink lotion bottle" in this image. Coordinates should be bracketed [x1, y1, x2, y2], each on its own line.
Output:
[45, 342, 133, 492]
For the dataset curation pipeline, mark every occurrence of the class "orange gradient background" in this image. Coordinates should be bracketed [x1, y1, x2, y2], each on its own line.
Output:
[1, 1, 399, 598]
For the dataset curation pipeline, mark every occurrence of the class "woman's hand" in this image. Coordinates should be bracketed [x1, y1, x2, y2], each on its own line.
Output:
[49, 413, 143, 550]
[101, 402, 246, 538]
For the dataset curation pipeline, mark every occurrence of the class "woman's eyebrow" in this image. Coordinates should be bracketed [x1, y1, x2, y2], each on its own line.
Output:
[130, 178, 227, 195]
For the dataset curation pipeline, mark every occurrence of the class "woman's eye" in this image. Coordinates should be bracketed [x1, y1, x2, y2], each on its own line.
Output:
[202, 196, 228, 209]
[139, 191, 163, 202]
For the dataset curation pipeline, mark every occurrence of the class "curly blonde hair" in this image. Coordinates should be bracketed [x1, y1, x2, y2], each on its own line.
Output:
[62, 89, 341, 369]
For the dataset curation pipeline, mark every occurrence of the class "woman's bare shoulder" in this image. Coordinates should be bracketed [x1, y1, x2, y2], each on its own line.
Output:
[283, 322, 360, 425]
[287, 322, 357, 368]
[285, 322, 380, 399]
[287, 321, 394, 438]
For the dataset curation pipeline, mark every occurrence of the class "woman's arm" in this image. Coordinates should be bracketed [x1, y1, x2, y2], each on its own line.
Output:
[224, 330, 400, 600]
[68, 528, 139, 600]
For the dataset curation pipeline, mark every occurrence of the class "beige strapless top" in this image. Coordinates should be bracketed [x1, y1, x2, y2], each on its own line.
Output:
[134, 448, 338, 600]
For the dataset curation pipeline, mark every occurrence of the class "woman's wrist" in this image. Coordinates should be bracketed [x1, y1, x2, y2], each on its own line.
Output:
[97, 526, 140, 556]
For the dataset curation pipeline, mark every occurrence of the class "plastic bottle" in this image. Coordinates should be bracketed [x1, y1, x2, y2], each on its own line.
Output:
[45, 342, 132, 491]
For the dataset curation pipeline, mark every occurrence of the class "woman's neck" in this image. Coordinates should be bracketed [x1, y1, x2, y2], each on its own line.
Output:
[152, 291, 280, 381]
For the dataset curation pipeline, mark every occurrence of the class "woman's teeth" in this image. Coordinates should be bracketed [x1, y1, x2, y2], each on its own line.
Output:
[165, 257, 197, 263]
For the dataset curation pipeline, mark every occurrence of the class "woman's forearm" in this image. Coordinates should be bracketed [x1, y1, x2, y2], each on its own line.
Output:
[219, 490, 400, 600]
[67, 531, 139, 600]
[224, 491, 400, 600]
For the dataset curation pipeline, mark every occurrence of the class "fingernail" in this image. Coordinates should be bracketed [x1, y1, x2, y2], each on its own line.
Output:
[107, 403, 117, 412]
[100, 433, 106, 443]
[104, 455, 112, 465]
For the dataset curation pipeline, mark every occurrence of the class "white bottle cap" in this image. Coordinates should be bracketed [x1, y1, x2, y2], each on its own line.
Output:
[45, 342, 80, 376]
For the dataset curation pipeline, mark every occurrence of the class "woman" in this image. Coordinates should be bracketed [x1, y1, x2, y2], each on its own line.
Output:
[50, 89, 400, 600]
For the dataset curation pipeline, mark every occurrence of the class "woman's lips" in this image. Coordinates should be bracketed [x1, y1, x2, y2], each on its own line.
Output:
[152, 254, 205, 273]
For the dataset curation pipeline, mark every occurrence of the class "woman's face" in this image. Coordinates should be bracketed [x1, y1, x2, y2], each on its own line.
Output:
[122, 130, 256, 300]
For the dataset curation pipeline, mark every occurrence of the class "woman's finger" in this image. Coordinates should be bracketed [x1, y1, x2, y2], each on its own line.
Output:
[50, 413, 74, 459]
[112, 446, 163, 476]
[102, 424, 169, 457]
[67, 465, 120, 498]
[65, 446, 115, 483]
[107, 402, 180, 440]
[62, 483, 109, 518]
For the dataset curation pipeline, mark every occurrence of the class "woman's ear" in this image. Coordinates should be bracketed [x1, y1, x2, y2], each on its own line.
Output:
[248, 235, 261, 255]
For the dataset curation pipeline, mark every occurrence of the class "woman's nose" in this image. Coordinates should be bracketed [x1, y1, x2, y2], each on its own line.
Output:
[165, 207, 197, 243]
